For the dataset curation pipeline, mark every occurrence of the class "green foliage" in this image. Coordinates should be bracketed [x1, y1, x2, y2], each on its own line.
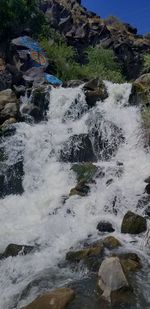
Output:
[41, 39, 124, 83]
[0, 0, 45, 40]
[144, 53, 150, 70]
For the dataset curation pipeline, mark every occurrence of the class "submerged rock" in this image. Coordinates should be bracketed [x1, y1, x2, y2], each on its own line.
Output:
[20, 288, 75, 309]
[0, 244, 34, 259]
[98, 257, 131, 303]
[97, 221, 115, 233]
[0, 160, 24, 198]
[121, 211, 147, 234]
[71, 163, 98, 183]
[103, 236, 121, 249]
[69, 182, 90, 197]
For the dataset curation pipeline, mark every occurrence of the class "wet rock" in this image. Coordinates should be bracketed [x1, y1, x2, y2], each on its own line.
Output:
[98, 257, 131, 303]
[144, 176, 150, 183]
[118, 253, 142, 273]
[121, 211, 147, 234]
[0, 160, 24, 198]
[63, 80, 83, 88]
[0, 89, 19, 125]
[103, 236, 121, 249]
[66, 244, 104, 270]
[145, 205, 150, 217]
[129, 74, 150, 106]
[20, 288, 75, 309]
[97, 221, 115, 233]
[0, 243, 34, 259]
[106, 178, 113, 186]
[0, 70, 12, 91]
[0, 117, 16, 129]
[71, 163, 98, 183]
[61, 134, 96, 163]
[145, 183, 150, 194]
[83, 78, 108, 107]
[69, 182, 90, 197]
[13, 85, 26, 98]
[21, 85, 51, 122]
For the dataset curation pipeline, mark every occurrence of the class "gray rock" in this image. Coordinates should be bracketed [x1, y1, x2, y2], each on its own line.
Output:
[121, 211, 147, 234]
[0, 244, 34, 259]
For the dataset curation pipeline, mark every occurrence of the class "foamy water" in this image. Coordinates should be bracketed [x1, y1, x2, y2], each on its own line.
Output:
[0, 82, 150, 308]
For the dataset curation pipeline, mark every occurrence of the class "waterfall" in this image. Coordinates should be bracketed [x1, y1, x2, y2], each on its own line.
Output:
[0, 82, 150, 309]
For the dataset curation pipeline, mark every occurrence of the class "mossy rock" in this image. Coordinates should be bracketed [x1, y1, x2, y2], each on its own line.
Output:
[119, 253, 142, 273]
[103, 236, 121, 249]
[71, 163, 97, 183]
[66, 245, 103, 262]
[121, 211, 147, 234]
[129, 74, 150, 106]
[69, 181, 90, 197]
[83, 78, 108, 107]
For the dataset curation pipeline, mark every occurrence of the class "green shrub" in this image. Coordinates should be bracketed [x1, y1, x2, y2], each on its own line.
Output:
[144, 53, 150, 70]
[41, 39, 125, 83]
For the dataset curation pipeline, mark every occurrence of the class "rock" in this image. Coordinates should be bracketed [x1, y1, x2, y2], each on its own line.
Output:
[61, 134, 96, 162]
[97, 221, 115, 233]
[145, 183, 150, 194]
[61, 116, 124, 163]
[71, 163, 98, 183]
[66, 244, 104, 270]
[21, 85, 51, 122]
[103, 236, 121, 249]
[121, 211, 147, 234]
[69, 182, 90, 197]
[98, 257, 130, 303]
[144, 176, 150, 183]
[0, 244, 34, 259]
[0, 70, 12, 91]
[13, 85, 26, 97]
[0, 89, 19, 125]
[118, 253, 142, 273]
[0, 117, 16, 129]
[0, 160, 24, 198]
[129, 74, 150, 106]
[83, 78, 108, 107]
[63, 80, 84, 88]
[66, 245, 103, 262]
[20, 288, 75, 309]
[145, 205, 150, 217]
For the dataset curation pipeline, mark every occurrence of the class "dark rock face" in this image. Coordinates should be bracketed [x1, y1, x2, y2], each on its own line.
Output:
[121, 211, 147, 234]
[21, 85, 51, 122]
[0, 244, 34, 259]
[0, 161, 24, 198]
[60, 134, 96, 162]
[41, 0, 150, 80]
[61, 116, 124, 163]
[97, 221, 115, 233]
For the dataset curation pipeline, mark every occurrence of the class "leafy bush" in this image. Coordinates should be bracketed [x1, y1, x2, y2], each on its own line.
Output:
[0, 0, 45, 40]
[41, 39, 124, 83]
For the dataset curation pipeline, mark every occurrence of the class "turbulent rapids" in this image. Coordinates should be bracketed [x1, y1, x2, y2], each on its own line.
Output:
[0, 82, 150, 309]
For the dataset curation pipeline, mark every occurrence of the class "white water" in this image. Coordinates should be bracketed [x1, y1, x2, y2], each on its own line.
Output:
[0, 82, 150, 308]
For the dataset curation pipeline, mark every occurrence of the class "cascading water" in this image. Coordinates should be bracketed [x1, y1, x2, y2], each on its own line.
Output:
[0, 82, 150, 309]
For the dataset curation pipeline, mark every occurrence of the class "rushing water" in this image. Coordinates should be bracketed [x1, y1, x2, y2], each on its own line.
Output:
[0, 82, 150, 308]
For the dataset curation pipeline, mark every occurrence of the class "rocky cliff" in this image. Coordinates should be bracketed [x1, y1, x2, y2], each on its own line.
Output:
[40, 0, 150, 79]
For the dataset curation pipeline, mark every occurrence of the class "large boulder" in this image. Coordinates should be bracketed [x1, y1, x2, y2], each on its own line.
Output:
[121, 211, 147, 234]
[20, 288, 75, 309]
[98, 257, 133, 304]
[83, 78, 108, 107]
[0, 89, 19, 126]
[129, 74, 150, 106]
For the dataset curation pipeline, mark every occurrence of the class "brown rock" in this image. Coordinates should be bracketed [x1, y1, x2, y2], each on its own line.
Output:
[20, 288, 75, 309]
[103, 236, 121, 249]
